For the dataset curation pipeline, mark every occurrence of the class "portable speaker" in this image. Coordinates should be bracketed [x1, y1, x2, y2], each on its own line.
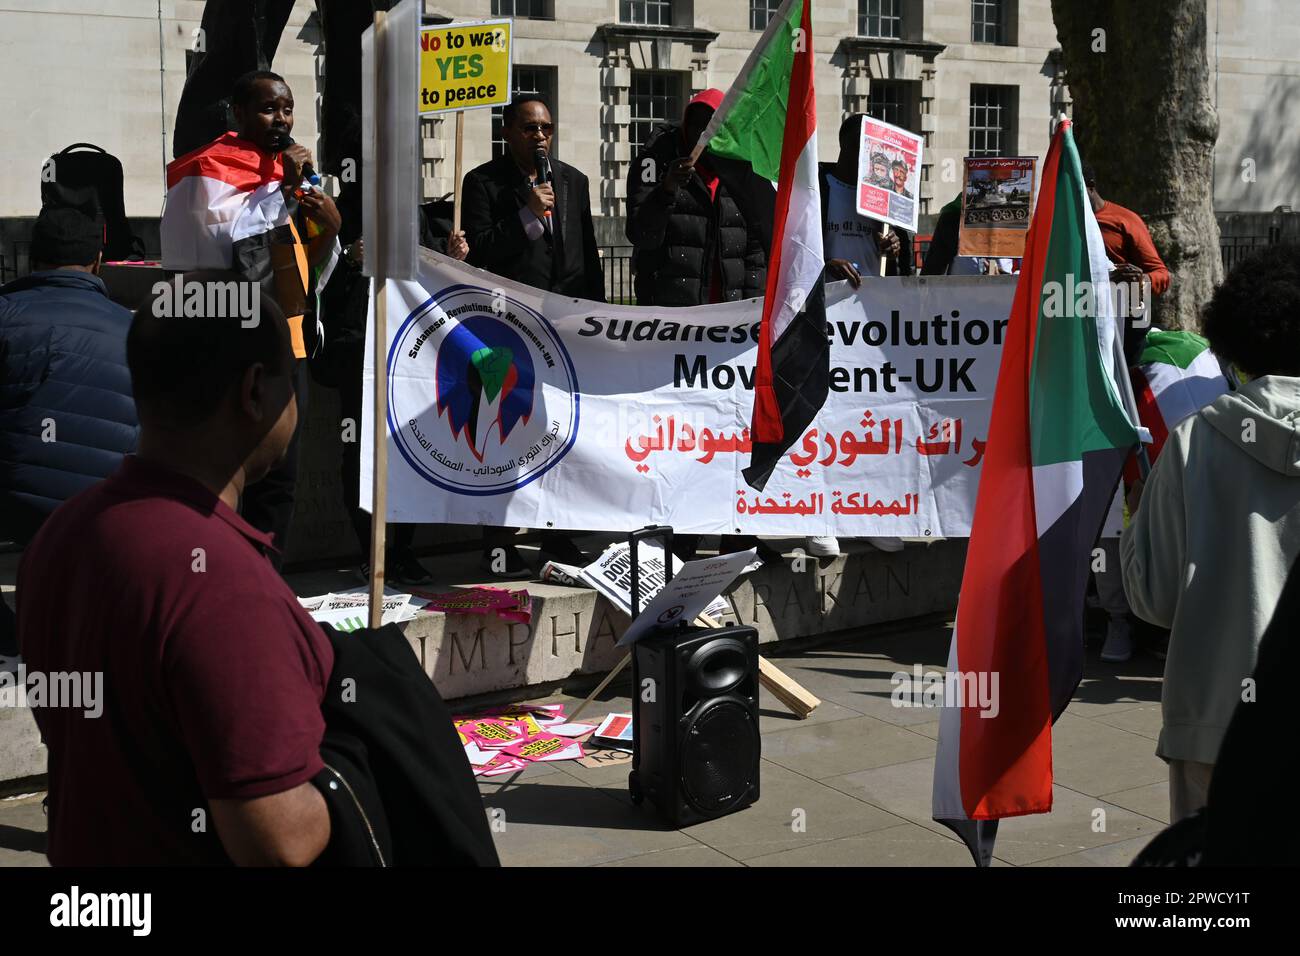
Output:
[619, 525, 760, 827]
[629, 625, 761, 827]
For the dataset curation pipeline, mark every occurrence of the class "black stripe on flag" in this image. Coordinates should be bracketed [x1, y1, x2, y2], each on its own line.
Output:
[742, 268, 830, 491]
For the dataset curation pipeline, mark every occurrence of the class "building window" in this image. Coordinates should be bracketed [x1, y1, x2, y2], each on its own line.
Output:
[971, 0, 1004, 44]
[750, 0, 780, 30]
[866, 79, 908, 129]
[491, 0, 550, 16]
[620, 0, 673, 26]
[859, 0, 902, 39]
[969, 84, 1013, 157]
[630, 71, 684, 156]
[492, 67, 557, 160]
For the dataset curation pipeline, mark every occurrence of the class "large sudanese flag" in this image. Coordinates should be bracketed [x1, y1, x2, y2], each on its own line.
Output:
[693, 0, 828, 491]
[931, 119, 1142, 866]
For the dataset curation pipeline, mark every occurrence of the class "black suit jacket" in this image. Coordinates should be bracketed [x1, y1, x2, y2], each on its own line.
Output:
[462, 153, 606, 302]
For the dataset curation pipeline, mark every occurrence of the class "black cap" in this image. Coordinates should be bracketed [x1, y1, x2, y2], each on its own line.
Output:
[31, 205, 104, 267]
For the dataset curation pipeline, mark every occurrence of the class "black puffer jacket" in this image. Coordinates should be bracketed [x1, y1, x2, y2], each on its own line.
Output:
[626, 124, 773, 307]
[0, 271, 138, 517]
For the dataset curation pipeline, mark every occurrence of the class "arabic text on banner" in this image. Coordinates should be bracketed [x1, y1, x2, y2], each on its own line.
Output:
[361, 251, 1017, 537]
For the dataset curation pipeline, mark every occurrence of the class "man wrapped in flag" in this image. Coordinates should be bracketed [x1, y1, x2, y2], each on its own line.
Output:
[931, 119, 1143, 866]
[161, 69, 341, 565]
[690, 0, 829, 491]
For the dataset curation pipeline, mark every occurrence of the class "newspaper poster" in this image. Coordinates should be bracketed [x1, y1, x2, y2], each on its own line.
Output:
[958, 156, 1037, 258]
[855, 116, 923, 233]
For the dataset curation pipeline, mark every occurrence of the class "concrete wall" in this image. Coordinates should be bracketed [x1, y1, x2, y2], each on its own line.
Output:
[1208, 0, 1300, 212]
[0, 0, 324, 219]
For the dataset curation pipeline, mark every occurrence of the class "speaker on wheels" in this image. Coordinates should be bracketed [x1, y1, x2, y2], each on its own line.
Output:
[624, 527, 761, 828]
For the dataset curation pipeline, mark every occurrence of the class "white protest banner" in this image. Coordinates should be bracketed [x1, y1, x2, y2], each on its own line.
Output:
[619, 549, 758, 647]
[855, 116, 923, 233]
[361, 250, 1015, 537]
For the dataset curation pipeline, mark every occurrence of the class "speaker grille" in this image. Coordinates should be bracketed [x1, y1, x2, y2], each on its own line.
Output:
[681, 700, 759, 813]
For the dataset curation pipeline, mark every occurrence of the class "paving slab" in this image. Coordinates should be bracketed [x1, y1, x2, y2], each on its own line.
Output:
[759, 715, 935, 780]
[597, 843, 742, 867]
[676, 760, 906, 861]
[1099, 781, 1170, 825]
[1089, 703, 1164, 740]
[1048, 713, 1167, 797]
[0, 794, 47, 867]
[478, 770, 697, 867]
[745, 822, 978, 867]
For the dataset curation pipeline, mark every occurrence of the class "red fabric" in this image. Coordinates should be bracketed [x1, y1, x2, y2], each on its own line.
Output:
[17, 455, 332, 865]
[166, 131, 283, 192]
[953, 123, 1065, 820]
[688, 87, 725, 112]
[1094, 200, 1170, 295]
[751, 4, 815, 443]
[1122, 366, 1171, 486]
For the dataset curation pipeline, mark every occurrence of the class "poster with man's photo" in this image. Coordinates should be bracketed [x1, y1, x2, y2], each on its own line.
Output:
[958, 156, 1038, 258]
[855, 116, 923, 233]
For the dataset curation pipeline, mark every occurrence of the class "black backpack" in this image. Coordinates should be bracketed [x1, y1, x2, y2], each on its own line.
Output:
[41, 143, 142, 261]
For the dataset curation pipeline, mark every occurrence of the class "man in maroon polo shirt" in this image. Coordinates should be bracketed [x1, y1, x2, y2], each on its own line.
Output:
[17, 276, 331, 865]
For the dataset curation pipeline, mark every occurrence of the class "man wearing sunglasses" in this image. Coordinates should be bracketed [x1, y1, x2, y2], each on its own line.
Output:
[461, 95, 605, 302]
[461, 95, 604, 576]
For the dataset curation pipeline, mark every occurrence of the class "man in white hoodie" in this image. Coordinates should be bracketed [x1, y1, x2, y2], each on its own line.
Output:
[1121, 243, 1300, 822]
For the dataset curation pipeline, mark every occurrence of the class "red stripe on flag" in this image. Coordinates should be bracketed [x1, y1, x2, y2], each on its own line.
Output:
[166, 132, 283, 192]
[751, 0, 815, 444]
[1123, 367, 1167, 486]
[955, 123, 1070, 820]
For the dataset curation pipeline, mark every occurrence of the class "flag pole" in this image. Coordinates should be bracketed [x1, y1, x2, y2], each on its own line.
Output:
[452, 110, 465, 233]
[1110, 298, 1152, 480]
[367, 7, 389, 629]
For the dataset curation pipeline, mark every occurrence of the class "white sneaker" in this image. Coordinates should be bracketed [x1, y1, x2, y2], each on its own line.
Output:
[1100, 618, 1134, 663]
[807, 536, 840, 558]
[866, 536, 905, 553]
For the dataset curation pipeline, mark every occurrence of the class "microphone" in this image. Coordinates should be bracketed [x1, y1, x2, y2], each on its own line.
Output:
[272, 131, 320, 189]
[533, 147, 553, 223]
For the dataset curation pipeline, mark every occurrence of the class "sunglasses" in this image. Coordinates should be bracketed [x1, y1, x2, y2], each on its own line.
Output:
[517, 122, 555, 135]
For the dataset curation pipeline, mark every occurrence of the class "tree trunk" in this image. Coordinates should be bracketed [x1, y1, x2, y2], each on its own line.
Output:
[1051, 0, 1221, 330]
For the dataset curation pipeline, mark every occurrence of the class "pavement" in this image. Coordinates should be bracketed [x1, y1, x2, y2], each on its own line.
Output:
[0, 614, 1171, 867]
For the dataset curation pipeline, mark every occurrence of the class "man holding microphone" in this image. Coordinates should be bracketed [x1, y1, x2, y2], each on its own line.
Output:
[460, 94, 604, 576]
[161, 70, 341, 568]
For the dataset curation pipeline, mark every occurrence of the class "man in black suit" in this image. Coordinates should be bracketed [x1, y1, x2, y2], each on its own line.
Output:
[462, 95, 605, 302]
[461, 94, 603, 576]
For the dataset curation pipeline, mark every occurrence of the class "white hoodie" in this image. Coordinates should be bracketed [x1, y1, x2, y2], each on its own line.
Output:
[1121, 375, 1300, 765]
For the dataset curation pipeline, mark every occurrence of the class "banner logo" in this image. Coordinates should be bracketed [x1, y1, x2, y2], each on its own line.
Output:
[388, 284, 579, 495]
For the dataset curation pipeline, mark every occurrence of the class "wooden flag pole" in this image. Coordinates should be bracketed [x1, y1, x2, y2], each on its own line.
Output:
[367, 7, 389, 629]
[452, 110, 465, 233]
[879, 223, 891, 277]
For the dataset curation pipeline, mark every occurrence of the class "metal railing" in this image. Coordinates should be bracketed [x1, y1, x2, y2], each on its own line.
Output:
[600, 244, 635, 304]
[1220, 235, 1272, 271]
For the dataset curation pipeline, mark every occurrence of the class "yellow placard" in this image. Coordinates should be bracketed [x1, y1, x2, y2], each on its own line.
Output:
[419, 19, 512, 115]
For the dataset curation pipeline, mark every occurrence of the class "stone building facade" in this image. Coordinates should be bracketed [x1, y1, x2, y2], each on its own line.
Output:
[0, 1, 1295, 235]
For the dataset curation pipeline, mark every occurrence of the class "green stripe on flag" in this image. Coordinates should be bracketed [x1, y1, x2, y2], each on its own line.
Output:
[1028, 133, 1139, 468]
[705, 0, 802, 182]
[1140, 329, 1213, 369]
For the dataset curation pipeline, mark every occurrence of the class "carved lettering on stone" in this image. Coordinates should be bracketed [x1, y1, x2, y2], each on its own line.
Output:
[448, 627, 487, 674]
[886, 562, 911, 599]
[506, 622, 532, 666]
[550, 611, 582, 657]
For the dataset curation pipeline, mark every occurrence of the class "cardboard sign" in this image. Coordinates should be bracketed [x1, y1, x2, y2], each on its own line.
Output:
[617, 549, 756, 646]
[855, 117, 923, 233]
[958, 157, 1037, 258]
[418, 19, 512, 114]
